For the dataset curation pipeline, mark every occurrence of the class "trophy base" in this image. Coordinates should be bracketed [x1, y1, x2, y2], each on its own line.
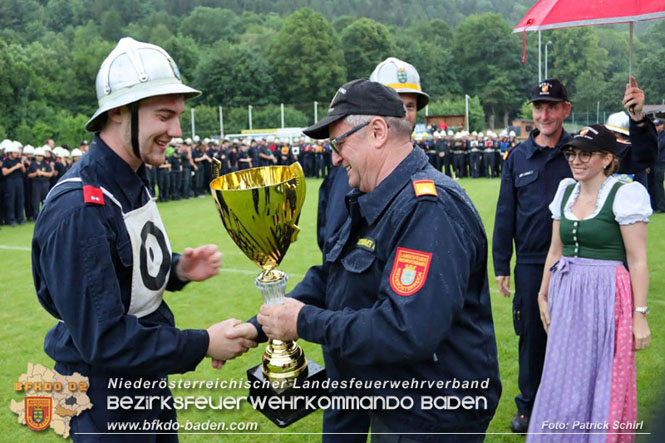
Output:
[247, 358, 327, 428]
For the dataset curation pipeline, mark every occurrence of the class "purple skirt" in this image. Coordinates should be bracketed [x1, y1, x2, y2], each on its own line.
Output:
[527, 256, 636, 443]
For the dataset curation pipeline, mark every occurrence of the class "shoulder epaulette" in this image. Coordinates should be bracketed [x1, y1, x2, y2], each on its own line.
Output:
[83, 185, 105, 205]
[412, 179, 438, 198]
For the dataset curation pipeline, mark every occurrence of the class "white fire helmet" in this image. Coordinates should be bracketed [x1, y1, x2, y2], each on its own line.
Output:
[71, 148, 83, 157]
[369, 57, 430, 111]
[23, 145, 35, 155]
[509, 130, 516, 137]
[605, 111, 629, 136]
[34, 147, 46, 157]
[447, 130, 454, 136]
[85, 37, 201, 132]
[5, 141, 20, 153]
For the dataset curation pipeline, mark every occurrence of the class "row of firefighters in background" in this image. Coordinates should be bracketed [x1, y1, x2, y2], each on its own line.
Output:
[0, 130, 515, 223]
[145, 131, 518, 203]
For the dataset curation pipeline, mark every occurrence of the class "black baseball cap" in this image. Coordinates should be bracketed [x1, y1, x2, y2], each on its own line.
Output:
[530, 78, 569, 103]
[563, 124, 618, 154]
[654, 118, 663, 125]
[303, 79, 406, 139]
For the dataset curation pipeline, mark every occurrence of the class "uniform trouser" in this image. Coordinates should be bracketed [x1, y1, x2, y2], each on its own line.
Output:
[3, 179, 24, 224]
[443, 155, 453, 177]
[31, 180, 50, 217]
[157, 170, 170, 201]
[315, 156, 325, 178]
[453, 155, 463, 178]
[648, 169, 665, 212]
[57, 366, 177, 443]
[24, 177, 34, 220]
[470, 152, 481, 178]
[493, 152, 502, 177]
[181, 167, 192, 198]
[170, 170, 181, 200]
[147, 168, 157, 195]
[483, 153, 494, 178]
[305, 159, 314, 177]
[203, 162, 212, 194]
[194, 167, 204, 195]
[513, 263, 547, 416]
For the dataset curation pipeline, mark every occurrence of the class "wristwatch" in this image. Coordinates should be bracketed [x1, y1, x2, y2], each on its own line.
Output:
[635, 306, 650, 316]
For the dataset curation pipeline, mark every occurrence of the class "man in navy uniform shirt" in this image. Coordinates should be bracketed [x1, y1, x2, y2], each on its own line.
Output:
[493, 77, 657, 433]
[242, 79, 501, 441]
[27, 146, 54, 217]
[32, 38, 257, 441]
[1, 141, 27, 226]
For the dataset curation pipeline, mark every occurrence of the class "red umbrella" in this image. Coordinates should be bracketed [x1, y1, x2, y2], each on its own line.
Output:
[514, 0, 665, 78]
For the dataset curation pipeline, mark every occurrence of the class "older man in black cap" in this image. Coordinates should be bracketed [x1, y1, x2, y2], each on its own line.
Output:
[245, 79, 501, 441]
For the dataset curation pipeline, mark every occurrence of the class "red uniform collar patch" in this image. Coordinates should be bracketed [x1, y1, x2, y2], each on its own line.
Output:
[83, 185, 105, 205]
[390, 247, 432, 296]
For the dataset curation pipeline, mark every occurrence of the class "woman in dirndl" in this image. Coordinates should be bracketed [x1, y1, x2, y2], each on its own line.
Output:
[527, 124, 651, 442]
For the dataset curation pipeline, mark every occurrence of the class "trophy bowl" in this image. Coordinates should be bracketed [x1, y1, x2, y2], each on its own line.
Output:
[210, 161, 327, 427]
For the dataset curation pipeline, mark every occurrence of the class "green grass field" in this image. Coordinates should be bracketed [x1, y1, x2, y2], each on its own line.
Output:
[1, 177, 663, 442]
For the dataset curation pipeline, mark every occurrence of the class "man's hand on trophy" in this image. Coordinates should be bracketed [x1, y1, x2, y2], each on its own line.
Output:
[176, 245, 223, 282]
[257, 298, 304, 341]
[207, 319, 258, 369]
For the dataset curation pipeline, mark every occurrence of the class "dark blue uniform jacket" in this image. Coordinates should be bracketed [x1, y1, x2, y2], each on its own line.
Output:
[32, 136, 209, 377]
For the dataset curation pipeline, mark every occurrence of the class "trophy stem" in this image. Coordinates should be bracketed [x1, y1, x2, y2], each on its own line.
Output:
[255, 270, 308, 391]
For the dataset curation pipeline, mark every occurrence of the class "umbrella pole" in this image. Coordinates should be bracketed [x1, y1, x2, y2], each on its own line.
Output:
[629, 22, 634, 81]
[538, 31, 542, 82]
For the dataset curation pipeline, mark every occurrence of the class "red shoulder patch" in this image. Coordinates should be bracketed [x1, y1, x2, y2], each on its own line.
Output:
[412, 179, 437, 197]
[83, 185, 105, 205]
[389, 247, 432, 296]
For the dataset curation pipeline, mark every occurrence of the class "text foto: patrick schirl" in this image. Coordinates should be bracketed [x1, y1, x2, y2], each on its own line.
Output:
[541, 420, 644, 430]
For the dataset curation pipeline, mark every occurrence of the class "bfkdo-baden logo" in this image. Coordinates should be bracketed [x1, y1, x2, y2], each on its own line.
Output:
[25, 397, 52, 431]
[11, 363, 93, 438]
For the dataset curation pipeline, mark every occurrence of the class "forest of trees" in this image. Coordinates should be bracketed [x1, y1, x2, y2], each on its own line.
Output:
[1, 0, 664, 146]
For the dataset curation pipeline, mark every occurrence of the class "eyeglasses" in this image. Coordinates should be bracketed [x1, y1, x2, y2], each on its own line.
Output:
[329, 121, 370, 154]
[563, 149, 601, 163]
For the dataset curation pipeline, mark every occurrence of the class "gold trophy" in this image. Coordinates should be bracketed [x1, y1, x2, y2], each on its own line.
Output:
[210, 161, 326, 427]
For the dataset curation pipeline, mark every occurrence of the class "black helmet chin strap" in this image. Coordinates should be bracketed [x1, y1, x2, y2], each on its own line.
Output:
[130, 102, 141, 161]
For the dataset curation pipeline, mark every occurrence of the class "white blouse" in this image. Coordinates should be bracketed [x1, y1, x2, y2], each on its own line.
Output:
[549, 176, 652, 225]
